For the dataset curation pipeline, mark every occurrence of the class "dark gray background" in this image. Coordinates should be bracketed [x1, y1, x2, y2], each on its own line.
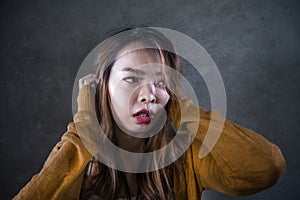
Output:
[1, 0, 299, 199]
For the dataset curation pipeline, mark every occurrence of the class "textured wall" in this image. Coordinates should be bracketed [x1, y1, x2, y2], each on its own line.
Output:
[1, 0, 299, 199]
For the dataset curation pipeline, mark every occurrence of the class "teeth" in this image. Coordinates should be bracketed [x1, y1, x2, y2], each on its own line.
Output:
[138, 114, 148, 117]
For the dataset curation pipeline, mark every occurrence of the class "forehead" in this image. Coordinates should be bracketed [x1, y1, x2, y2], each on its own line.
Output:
[112, 49, 164, 72]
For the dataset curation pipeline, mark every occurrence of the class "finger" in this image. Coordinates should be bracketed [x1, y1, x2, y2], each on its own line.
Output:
[79, 74, 98, 90]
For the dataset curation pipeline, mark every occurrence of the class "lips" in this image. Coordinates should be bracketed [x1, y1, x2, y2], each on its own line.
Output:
[133, 109, 152, 124]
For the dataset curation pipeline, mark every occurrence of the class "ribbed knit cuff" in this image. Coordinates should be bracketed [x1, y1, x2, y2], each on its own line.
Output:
[77, 85, 95, 112]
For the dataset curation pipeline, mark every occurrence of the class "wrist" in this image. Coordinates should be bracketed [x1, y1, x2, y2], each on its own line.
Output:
[77, 85, 95, 112]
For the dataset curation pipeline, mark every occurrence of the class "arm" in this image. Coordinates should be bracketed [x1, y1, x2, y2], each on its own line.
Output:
[13, 124, 92, 200]
[170, 97, 286, 196]
[13, 86, 94, 200]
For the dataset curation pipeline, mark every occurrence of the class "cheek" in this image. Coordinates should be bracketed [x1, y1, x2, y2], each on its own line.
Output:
[108, 82, 123, 113]
[109, 85, 134, 115]
[156, 88, 170, 107]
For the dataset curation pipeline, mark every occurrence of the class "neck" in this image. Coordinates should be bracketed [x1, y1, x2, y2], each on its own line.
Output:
[114, 126, 144, 152]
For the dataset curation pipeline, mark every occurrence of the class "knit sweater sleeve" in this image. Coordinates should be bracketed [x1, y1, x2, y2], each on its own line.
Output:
[13, 85, 94, 200]
[170, 96, 286, 196]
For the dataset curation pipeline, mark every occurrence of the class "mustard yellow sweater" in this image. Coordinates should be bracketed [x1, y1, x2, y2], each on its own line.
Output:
[13, 85, 286, 200]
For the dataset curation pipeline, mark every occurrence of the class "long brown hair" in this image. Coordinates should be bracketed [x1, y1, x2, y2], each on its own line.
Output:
[80, 27, 184, 200]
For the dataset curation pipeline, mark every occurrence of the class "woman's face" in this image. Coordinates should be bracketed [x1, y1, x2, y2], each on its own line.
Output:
[108, 49, 170, 137]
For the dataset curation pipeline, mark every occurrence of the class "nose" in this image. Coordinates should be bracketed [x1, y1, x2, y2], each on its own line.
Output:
[138, 83, 156, 104]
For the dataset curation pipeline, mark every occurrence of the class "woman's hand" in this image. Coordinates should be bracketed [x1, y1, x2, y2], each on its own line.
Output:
[79, 74, 99, 90]
[77, 74, 98, 112]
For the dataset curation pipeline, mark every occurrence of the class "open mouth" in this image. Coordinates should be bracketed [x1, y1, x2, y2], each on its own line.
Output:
[133, 109, 152, 124]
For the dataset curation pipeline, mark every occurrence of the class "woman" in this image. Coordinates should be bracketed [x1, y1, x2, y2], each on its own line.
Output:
[14, 27, 286, 200]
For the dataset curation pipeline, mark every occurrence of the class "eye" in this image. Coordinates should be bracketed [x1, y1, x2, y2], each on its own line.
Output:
[123, 77, 139, 83]
[157, 80, 165, 87]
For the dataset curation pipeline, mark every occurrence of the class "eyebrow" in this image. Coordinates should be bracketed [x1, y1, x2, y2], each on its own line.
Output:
[121, 67, 162, 76]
